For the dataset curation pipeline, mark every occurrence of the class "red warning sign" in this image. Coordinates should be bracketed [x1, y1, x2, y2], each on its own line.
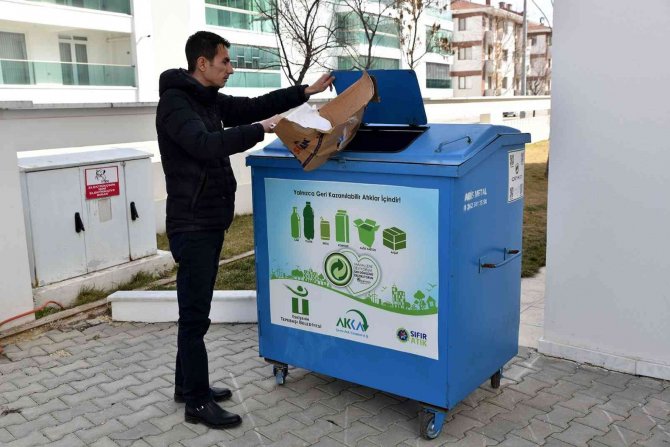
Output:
[85, 166, 120, 199]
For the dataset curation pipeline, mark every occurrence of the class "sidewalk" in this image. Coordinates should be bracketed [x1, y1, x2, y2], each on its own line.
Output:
[1, 271, 669, 446]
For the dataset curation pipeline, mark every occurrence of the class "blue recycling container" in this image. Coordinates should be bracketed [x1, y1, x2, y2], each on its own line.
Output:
[246, 70, 530, 439]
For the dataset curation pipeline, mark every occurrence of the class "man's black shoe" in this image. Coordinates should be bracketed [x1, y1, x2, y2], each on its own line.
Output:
[184, 401, 242, 429]
[174, 387, 232, 403]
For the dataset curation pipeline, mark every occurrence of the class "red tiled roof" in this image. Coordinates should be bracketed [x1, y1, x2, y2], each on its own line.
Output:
[528, 21, 552, 33]
[451, 0, 487, 10]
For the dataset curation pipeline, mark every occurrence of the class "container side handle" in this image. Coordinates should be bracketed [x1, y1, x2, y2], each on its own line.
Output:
[479, 248, 520, 272]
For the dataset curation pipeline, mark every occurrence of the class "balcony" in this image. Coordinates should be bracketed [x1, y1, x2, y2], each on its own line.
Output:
[0, 59, 135, 87]
[426, 78, 452, 89]
[484, 59, 495, 74]
[23, 0, 131, 14]
[484, 30, 493, 46]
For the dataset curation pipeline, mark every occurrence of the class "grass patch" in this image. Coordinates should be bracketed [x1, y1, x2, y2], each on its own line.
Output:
[35, 305, 62, 320]
[522, 140, 549, 277]
[215, 256, 256, 290]
[72, 285, 109, 307]
[156, 214, 254, 260]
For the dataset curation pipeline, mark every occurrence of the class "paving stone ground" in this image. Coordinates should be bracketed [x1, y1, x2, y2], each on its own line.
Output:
[1, 320, 669, 447]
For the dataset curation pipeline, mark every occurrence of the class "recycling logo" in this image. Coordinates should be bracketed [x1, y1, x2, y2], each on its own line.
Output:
[324, 252, 353, 286]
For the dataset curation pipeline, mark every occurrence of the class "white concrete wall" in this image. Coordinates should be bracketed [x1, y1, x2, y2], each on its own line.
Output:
[540, 0, 670, 380]
[0, 121, 36, 329]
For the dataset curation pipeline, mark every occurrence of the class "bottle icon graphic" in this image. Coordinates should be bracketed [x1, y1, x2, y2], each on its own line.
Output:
[290, 207, 301, 239]
[320, 218, 331, 240]
[335, 210, 349, 243]
[303, 202, 314, 240]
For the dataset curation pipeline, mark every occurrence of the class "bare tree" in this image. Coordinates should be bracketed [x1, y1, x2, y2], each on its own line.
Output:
[395, 0, 447, 69]
[484, 16, 516, 96]
[336, 0, 398, 69]
[528, 58, 550, 95]
[256, 0, 342, 85]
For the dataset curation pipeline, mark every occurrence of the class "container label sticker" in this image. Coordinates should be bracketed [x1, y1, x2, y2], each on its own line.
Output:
[508, 150, 525, 203]
[463, 187, 488, 212]
[85, 166, 120, 200]
[264, 178, 440, 360]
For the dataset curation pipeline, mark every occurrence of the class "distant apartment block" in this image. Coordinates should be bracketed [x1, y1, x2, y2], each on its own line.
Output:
[0, 0, 456, 105]
[451, 0, 524, 97]
[528, 21, 551, 95]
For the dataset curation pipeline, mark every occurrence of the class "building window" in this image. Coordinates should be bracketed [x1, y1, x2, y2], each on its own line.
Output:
[0, 32, 30, 85]
[338, 56, 400, 70]
[458, 17, 466, 31]
[531, 36, 537, 46]
[336, 13, 400, 49]
[205, 0, 273, 33]
[426, 27, 453, 55]
[502, 77, 508, 89]
[458, 76, 472, 89]
[226, 44, 280, 87]
[547, 35, 552, 45]
[502, 50, 508, 61]
[458, 46, 472, 60]
[426, 62, 451, 88]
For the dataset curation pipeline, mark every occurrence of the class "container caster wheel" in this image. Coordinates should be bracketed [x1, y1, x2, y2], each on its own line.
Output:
[490, 369, 502, 389]
[273, 365, 288, 385]
[419, 409, 445, 440]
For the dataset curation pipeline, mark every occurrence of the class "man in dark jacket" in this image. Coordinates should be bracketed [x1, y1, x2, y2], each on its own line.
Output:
[156, 31, 333, 429]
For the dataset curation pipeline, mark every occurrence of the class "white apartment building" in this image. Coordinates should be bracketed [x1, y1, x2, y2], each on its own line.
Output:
[527, 20, 551, 95]
[450, 0, 528, 97]
[0, 0, 455, 104]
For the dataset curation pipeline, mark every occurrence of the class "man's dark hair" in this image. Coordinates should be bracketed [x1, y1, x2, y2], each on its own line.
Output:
[185, 31, 231, 73]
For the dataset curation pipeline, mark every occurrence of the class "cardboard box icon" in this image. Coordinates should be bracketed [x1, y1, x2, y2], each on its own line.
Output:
[274, 71, 377, 172]
[353, 218, 380, 248]
[383, 227, 407, 251]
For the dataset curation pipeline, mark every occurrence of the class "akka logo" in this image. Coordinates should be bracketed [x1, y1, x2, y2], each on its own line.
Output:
[396, 327, 428, 347]
[336, 309, 369, 333]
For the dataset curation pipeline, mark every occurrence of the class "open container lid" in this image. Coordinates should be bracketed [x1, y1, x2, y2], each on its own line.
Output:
[332, 69, 427, 126]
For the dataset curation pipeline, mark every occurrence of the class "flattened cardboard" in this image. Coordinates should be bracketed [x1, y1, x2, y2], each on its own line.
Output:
[274, 71, 376, 171]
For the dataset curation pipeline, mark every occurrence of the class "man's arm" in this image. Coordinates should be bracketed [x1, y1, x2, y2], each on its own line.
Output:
[218, 85, 307, 127]
[159, 90, 265, 160]
[220, 73, 335, 126]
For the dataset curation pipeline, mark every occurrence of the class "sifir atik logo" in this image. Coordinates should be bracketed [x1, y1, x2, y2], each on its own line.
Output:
[335, 309, 369, 338]
[396, 327, 428, 347]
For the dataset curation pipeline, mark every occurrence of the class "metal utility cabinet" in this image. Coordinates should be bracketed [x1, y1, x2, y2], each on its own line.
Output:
[246, 70, 530, 439]
[18, 148, 156, 287]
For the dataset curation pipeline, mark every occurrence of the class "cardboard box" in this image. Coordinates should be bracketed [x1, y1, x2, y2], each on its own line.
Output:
[383, 227, 407, 251]
[274, 71, 376, 171]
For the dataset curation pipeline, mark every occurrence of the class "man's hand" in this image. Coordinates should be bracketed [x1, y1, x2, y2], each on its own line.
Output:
[259, 114, 282, 133]
[305, 73, 335, 97]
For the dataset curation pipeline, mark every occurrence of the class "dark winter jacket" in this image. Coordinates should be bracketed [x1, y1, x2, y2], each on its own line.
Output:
[156, 68, 309, 236]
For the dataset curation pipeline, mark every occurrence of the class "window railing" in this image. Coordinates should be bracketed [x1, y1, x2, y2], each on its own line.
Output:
[205, 6, 273, 33]
[24, 0, 131, 14]
[426, 78, 452, 89]
[337, 56, 400, 70]
[0, 59, 136, 87]
[226, 71, 280, 88]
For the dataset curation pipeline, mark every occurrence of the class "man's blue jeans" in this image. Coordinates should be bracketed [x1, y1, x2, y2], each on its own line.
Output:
[169, 230, 224, 407]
